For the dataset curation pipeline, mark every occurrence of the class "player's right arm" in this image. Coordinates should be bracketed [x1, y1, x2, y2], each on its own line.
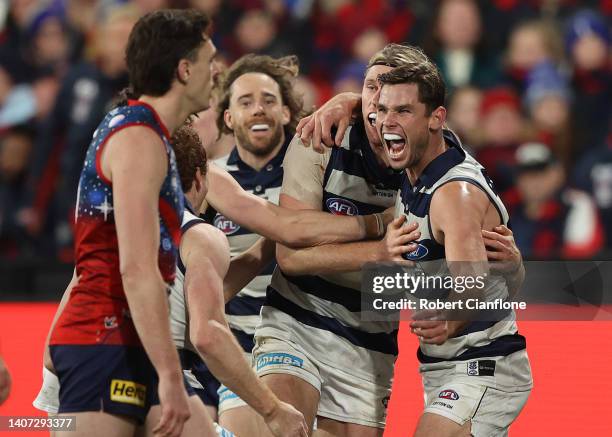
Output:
[104, 126, 189, 437]
[183, 224, 308, 437]
[206, 162, 385, 248]
[276, 138, 418, 274]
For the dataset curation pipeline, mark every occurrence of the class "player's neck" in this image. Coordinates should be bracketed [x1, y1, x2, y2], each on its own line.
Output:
[406, 134, 448, 184]
[138, 93, 194, 135]
[236, 134, 285, 171]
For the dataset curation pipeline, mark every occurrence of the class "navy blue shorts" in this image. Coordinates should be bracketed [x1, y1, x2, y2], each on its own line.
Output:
[50, 344, 194, 423]
[179, 349, 220, 407]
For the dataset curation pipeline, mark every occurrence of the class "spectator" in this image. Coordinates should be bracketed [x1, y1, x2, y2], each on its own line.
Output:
[0, 125, 35, 257]
[476, 87, 528, 192]
[427, 0, 500, 91]
[565, 9, 611, 156]
[446, 85, 483, 149]
[524, 61, 573, 168]
[573, 135, 612, 252]
[21, 4, 138, 259]
[504, 19, 565, 91]
[505, 142, 604, 259]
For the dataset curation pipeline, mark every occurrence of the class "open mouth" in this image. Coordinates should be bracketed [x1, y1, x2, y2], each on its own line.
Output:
[250, 123, 270, 132]
[383, 133, 406, 159]
[367, 112, 377, 127]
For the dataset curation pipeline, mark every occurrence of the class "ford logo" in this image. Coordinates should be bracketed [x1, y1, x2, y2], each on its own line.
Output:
[403, 243, 429, 260]
[438, 390, 459, 401]
[325, 198, 358, 216]
[214, 214, 240, 235]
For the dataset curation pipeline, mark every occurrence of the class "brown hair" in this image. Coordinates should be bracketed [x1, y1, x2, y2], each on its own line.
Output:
[216, 54, 305, 135]
[171, 121, 207, 192]
[377, 60, 446, 114]
[125, 9, 211, 98]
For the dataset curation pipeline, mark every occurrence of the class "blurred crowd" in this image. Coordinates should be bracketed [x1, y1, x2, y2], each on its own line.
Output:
[0, 0, 610, 262]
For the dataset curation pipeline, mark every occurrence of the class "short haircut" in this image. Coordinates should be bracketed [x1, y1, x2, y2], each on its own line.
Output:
[125, 9, 210, 97]
[377, 60, 446, 114]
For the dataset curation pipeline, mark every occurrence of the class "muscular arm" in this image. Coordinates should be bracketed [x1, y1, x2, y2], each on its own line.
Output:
[183, 225, 280, 419]
[106, 127, 183, 382]
[206, 163, 382, 248]
[276, 194, 417, 275]
[223, 237, 275, 302]
[411, 182, 498, 343]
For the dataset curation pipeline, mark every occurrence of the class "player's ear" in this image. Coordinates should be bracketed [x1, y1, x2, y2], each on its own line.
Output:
[281, 105, 290, 126]
[176, 59, 191, 84]
[223, 109, 233, 130]
[194, 167, 203, 192]
[428, 106, 446, 132]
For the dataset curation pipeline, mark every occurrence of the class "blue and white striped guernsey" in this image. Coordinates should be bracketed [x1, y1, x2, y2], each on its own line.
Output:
[209, 139, 288, 352]
[261, 120, 404, 381]
[397, 129, 527, 365]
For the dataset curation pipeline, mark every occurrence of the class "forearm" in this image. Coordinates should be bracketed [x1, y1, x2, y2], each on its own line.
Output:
[505, 262, 525, 299]
[123, 271, 181, 379]
[194, 320, 277, 418]
[224, 238, 275, 302]
[277, 239, 383, 276]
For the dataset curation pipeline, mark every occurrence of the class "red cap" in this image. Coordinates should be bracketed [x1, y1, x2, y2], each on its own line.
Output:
[480, 87, 520, 117]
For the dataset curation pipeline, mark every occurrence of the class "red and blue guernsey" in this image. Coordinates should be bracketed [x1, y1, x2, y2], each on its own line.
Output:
[50, 100, 184, 347]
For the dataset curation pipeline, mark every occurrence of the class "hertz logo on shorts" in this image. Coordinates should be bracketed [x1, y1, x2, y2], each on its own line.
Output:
[110, 379, 146, 407]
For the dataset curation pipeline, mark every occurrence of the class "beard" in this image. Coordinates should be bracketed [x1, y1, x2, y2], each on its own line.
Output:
[234, 121, 284, 157]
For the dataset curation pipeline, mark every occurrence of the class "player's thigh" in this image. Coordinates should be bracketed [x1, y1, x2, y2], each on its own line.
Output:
[316, 417, 384, 437]
[143, 395, 216, 437]
[53, 411, 136, 437]
[219, 404, 268, 437]
[261, 372, 320, 435]
[414, 412, 471, 437]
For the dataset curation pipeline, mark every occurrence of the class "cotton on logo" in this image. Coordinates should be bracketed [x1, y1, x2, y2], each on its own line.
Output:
[326, 198, 358, 216]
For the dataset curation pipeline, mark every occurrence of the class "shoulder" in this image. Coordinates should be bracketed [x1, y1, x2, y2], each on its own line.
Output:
[432, 180, 490, 222]
[182, 222, 229, 263]
[284, 134, 331, 168]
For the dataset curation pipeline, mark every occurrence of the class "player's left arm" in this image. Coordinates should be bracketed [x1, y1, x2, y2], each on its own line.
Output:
[482, 225, 525, 299]
[411, 181, 492, 344]
[223, 237, 276, 302]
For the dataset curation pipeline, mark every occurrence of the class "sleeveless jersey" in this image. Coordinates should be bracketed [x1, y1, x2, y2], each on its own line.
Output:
[397, 129, 527, 363]
[50, 100, 184, 346]
[209, 142, 287, 352]
[262, 121, 403, 380]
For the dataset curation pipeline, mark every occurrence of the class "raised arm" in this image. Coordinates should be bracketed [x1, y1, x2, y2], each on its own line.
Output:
[106, 127, 189, 435]
[206, 162, 383, 247]
[182, 224, 308, 437]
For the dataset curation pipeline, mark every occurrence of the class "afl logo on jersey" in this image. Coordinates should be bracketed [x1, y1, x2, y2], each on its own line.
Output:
[326, 198, 358, 216]
[438, 390, 459, 401]
[403, 243, 429, 260]
[214, 214, 240, 235]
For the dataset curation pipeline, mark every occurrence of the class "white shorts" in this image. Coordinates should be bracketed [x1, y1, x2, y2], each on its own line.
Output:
[252, 335, 391, 428]
[33, 367, 59, 414]
[421, 350, 532, 436]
